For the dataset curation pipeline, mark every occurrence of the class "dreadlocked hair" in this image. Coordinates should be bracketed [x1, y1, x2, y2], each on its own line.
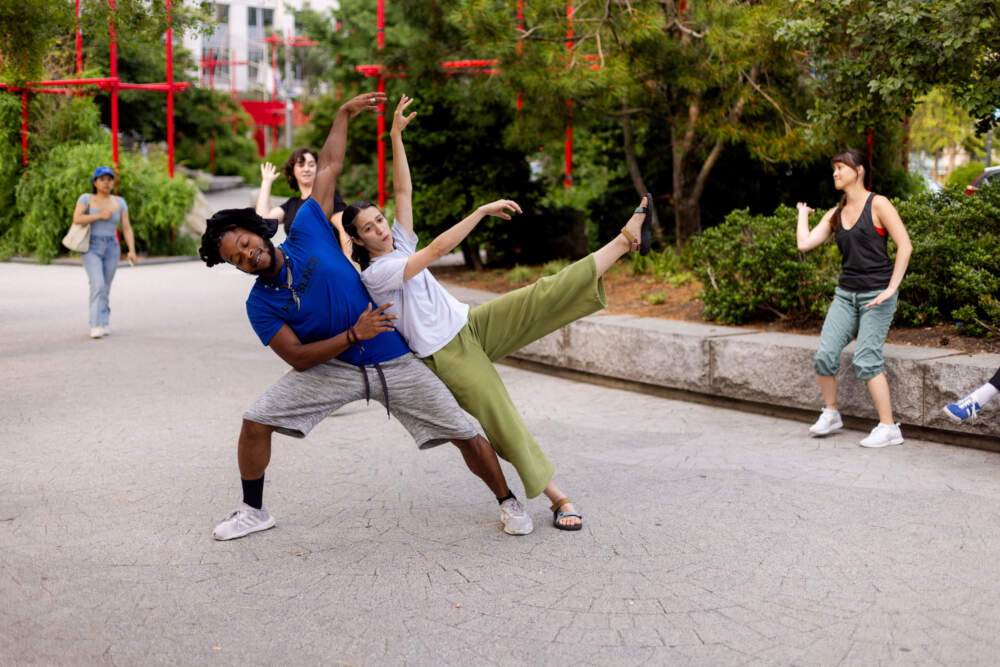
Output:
[199, 208, 278, 267]
[341, 201, 377, 270]
[830, 148, 869, 232]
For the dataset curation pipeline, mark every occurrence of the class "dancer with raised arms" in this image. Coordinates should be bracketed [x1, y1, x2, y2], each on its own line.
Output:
[199, 91, 531, 540]
[344, 94, 655, 531]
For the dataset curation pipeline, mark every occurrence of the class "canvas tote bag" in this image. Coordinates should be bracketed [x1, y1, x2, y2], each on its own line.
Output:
[61, 223, 90, 253]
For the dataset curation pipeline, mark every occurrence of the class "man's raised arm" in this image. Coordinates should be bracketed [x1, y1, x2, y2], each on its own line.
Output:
[313, 92, 385, 219]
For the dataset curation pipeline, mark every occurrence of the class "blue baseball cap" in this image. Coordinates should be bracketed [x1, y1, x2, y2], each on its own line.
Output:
[90, 166, 115, 182]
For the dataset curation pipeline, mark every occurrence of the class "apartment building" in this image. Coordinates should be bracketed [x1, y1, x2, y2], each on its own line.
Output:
[183, 0, 337, 99]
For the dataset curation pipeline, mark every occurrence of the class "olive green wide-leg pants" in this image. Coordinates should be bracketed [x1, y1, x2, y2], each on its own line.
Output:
[422, 255, 607, 498]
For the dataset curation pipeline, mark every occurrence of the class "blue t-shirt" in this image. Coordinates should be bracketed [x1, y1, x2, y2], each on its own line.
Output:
[245, 198, 410, 366]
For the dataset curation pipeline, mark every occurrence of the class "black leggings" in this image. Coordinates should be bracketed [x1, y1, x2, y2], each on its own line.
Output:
[991, 367, 1000, 390]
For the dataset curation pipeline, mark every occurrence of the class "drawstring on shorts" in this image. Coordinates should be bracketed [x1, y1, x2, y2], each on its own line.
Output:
[359, 363, 390, 418]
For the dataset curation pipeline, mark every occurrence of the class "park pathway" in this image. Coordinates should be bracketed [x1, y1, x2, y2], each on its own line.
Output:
[2, 197, 1000, 665]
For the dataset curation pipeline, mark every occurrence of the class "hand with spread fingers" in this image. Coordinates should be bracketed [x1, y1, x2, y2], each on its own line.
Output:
[478, 199, 523, 220]
[353, 302, 397, 340]
[391, 94, 417, 136]
[341, 91, 387, 118]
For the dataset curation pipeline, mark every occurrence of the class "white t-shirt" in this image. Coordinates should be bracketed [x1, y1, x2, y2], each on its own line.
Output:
[361, 222, 470, 358]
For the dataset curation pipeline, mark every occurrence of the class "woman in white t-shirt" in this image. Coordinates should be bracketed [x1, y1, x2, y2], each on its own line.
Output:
[344, 95, 653, 531]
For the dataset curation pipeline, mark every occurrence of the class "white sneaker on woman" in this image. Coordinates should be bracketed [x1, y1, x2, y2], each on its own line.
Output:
[808, 408, 843, 436]
[89, 327, 103, 339]
[859, 423, 904, 448]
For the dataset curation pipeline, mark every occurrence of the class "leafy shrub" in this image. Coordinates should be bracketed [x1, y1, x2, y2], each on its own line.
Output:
[541, 259, 569, 276]
[692, 189, 1000, 337]
[690, 206, 840, 324]
[505, 265, 535, 284]
[946, 162, 987, 190]
[11, 140, 196, 262]
[894, 183, 1000, 336]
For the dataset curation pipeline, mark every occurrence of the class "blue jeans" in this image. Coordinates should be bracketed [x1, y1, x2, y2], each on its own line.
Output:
[81, 235, 119, 327]
[814, 287, 898, 381]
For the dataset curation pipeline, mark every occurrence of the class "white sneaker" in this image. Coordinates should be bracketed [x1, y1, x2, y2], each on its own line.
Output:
[859, 423, 904, 448]
[808, 408, 843, 436]
[89, 327, 103, 339]
[100, 325, 111, 336]
[212, 503, 275, 540]
[499, 498, 533, 535]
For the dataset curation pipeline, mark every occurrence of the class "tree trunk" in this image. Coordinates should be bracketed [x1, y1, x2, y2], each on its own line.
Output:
[674, 195, 702, 244]
[622, 115, 663, 239]
[460, 239, 484, 270]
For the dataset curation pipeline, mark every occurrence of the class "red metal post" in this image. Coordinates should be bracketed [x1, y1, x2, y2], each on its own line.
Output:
[377, 76, 386, 208]
[166, 0, 175, 178]
[376, 0, 386, 206]
[75, 0, 83, 75]
[564, 1, 573, 189]
[108, 0, 120, 173]
[21, 92, 29, 167]
[517, 0, 525, 111]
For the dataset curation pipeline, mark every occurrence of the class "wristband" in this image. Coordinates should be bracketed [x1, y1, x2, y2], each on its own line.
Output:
[349, 326, 358, 346]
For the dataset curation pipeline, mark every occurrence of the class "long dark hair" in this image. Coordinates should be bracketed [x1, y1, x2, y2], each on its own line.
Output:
[282, 148, 318, 191]
[341, 201, 378, 270]
[830, 148, 869, 231]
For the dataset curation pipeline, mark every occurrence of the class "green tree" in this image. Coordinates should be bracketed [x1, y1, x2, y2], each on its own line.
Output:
[777, 0, 1000, 138]
[0, 0, 74, 84]
[910, 88, 985, 180]
[299, 0, 544, 268]
[455, 0, 816, 243]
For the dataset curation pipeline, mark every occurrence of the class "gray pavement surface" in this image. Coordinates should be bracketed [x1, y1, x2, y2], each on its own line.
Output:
[3, 196, 1000, 665]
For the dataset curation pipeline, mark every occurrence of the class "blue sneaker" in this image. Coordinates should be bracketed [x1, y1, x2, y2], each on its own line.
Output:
[943, 395, 982, 423]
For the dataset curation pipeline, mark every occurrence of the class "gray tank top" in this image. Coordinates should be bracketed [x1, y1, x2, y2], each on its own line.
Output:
[77, 193, 127, 238]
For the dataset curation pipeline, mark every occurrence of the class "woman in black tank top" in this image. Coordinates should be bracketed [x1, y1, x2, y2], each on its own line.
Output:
[794, 148, 913, 448]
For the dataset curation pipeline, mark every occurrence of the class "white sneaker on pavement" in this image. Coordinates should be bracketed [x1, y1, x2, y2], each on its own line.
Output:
[499, 497, 533, 535]
[89, 327, 103, 339]
[212, 503, 275, 540]
[859, 423, 904, 448]
[808, 408, 843, 436]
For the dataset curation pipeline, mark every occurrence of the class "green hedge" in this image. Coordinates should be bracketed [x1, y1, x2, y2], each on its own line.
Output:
[6, 141, 197, 263]
[690, 188, 1000, 337]
[895, 184, 1000, 337]
[690, 205, 840, 324]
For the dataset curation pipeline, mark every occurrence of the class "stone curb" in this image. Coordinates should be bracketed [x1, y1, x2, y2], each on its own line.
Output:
[444, 283, 1000, 441]
[7, 256, 198, 267]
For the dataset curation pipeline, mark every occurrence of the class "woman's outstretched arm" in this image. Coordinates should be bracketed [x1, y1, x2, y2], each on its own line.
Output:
[402, 199, 522, 282]
[255, 162, 285, 221]
[390, 94, 417, 235]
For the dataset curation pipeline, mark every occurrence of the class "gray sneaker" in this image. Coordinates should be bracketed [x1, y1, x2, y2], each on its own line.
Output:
[212, 503, 275, 541]
[499, 498, 533, 535]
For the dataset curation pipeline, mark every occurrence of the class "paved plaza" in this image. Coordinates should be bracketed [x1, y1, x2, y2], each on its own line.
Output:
[3, 250, 1000, 665]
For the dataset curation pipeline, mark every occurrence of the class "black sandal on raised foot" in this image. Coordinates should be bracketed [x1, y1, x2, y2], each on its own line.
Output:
[550, 497, 583, 532]
[620, 193, 654, 256]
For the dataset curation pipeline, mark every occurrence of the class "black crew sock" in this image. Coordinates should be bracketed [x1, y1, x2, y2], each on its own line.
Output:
[497, 490, 516, 505]
[242, 475, 265, 509]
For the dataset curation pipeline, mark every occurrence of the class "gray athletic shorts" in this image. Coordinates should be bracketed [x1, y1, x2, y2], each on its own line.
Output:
[244, 353, 477, 449]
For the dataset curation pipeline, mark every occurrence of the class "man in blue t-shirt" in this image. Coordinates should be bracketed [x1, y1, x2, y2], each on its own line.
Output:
[198, 92, 532, 541]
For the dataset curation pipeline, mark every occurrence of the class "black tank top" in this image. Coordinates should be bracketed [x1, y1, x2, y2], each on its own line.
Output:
[834, 192, 893, 292]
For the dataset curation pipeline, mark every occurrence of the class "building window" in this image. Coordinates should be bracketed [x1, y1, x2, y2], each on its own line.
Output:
[248, 7, 258, 27]
[262, 9, 274, 27]
[215, 3, 228, 24]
